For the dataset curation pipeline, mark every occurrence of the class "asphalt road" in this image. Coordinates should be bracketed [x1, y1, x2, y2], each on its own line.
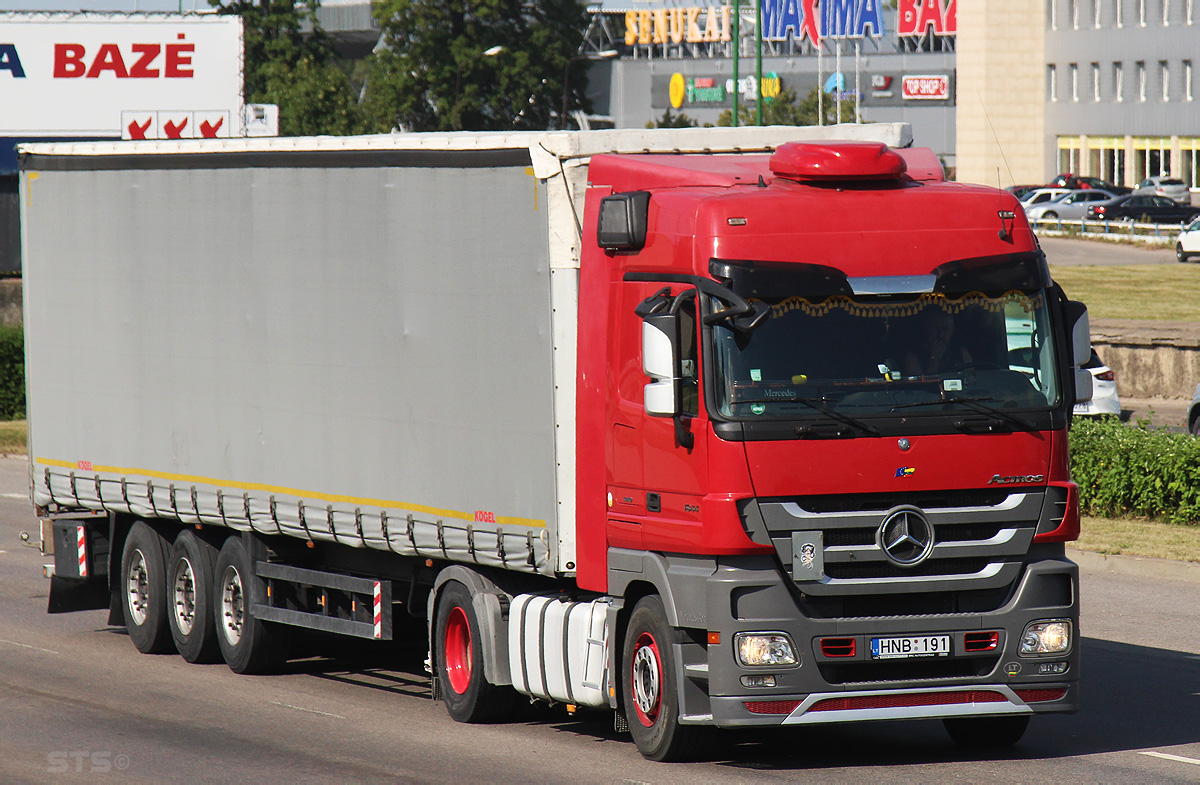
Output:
[2, 455, 1199, 783]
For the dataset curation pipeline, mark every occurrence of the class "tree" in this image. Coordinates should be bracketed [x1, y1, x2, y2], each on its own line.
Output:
[361, 0, 590, 132]
[716, 86, 857, 127]
[212, 0, 363, 135]
[646, 108, 699, 129]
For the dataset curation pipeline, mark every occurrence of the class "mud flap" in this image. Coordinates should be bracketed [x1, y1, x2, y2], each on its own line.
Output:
[48, 575, 111, 614]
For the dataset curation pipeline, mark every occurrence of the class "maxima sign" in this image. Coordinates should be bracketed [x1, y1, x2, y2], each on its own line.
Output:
[0, 13, 243, 137]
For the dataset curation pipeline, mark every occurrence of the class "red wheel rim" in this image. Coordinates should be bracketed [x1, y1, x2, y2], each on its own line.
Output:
[630, 631, 663, 726]
[444, 605, 473, 695]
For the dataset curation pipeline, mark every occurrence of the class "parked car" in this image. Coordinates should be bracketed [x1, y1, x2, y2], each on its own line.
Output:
[1086, 194, 1200, 224]
[1049, 173, 1131, 194]
[1025, 189, 1117, 221]
[1075, 350, 1122, 417]
[1006, 184, 1044, 200]
[1134, 176, 1190, 204]
[1020, 187, 1072, 206]
[1177, 217, 1200, 262]
[1188, 383, 1200, 435]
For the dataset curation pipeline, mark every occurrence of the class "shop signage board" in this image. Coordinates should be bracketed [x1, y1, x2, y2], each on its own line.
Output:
[0, 13, 243, 137]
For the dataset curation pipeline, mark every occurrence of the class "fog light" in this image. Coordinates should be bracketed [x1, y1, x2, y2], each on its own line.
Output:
[1038, 661, 1069, 675]
[1020, 620, 1072, 655]
[735, 632, 798, 667]
[740, 674, 777, 688]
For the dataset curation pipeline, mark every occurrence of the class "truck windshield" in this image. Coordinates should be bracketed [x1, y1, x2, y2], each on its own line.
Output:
[710, 263, 1061, 422]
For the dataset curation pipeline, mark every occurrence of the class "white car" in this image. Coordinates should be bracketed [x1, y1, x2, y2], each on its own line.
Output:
[1134, 176, 1190, 204]
[1177, 216, 1200, 263]
[1019, 187, 1072, 207]
[1075, 350, 1122, 417]
[1025, 189, 1117, 222]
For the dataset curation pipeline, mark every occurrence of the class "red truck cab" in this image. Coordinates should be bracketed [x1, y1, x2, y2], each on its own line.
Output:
[576, 141, 1086, 760]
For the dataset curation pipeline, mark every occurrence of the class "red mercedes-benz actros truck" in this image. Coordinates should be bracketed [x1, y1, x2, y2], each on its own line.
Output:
[20, 126, 1091, 761]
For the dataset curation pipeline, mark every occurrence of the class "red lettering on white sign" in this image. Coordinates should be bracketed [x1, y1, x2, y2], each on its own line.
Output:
[53, 40, 194, 79]
[901, 74, 949, 100]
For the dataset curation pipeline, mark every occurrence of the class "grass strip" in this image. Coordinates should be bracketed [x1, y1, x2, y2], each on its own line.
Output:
[1078, 516, 1200, 564]
[1049, 264, 1200, 321]
[0, 420, 26, 455]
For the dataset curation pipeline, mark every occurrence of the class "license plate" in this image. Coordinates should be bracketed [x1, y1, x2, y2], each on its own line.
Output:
[870, 635, 951, 659]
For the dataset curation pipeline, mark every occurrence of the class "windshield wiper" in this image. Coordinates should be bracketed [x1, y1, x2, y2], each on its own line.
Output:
[733, 394, 880, 436]
[890, 395, 1034, 431]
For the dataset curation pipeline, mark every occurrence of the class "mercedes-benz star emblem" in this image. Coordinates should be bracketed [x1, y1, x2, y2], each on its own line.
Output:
[876, 507, 935, 567]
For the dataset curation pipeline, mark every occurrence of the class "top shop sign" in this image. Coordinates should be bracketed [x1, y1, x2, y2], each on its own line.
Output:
[0, 13, 243, 137]
[622, 0, 955, 48]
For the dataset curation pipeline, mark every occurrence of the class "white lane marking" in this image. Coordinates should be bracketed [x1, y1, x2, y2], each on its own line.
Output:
[270, 701, 346, 720]
[1, 493, 27, 499]
[1140, 751, 1200, 766]
[0, 639, 61, 655]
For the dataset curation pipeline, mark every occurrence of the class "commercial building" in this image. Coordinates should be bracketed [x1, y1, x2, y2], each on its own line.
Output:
[957, 0, 1199, 191]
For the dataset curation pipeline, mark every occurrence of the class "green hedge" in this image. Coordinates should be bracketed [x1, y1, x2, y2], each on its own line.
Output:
[1071, 416, 1200, 524]
[0, 325, 24, 420]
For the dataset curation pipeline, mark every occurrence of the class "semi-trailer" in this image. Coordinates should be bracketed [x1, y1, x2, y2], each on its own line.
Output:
[20, 125, 1090, 761]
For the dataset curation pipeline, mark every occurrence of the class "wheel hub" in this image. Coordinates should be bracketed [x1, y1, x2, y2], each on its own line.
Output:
[172, 557, 197, 635]
[125, 548, 150, 625]
[443, 606, 473, 695]
[631, 632, 662, 724]
[220, 566, 244, 645]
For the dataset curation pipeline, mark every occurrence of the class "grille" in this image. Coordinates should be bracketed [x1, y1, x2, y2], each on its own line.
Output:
[826, 558, 988, 581]
[818, 656, 997, 685]
[824, 523, 1008, 548]
[791, 489, 1010, 514]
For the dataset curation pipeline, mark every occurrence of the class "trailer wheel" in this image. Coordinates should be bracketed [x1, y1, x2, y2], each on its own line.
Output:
[167, 530, 222, 663]
[942, 715, 1030, 748]
[214, 535, 285, 674]
[622, 595, 707, 761]
[121, 521, 175, 654]
[435, 581, 515, 723]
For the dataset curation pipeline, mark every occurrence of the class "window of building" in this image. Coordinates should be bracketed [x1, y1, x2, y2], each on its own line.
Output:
[1187, 60, 1194, 100]
[1114, 61, 1124, 101]
[1071, 0, 1080, 26]
[1188, 0, 1194, 23]
[1117, 0, 1125, 25]
[1093, 62, 1102, 100]
[1139, 0, 1147, 25]
[1071, 63, 1080, 101]
[1049, 64, 1059, 101]
[1161, 61, 1170, 101]
[1050, 0, 1058, 28]
[1164, 0, 1172, 24]
[1095, 0, 1105, 25]
[1138, 61, 1147, 100]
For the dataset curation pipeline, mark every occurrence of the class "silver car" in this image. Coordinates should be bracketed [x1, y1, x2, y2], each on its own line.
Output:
[1135, 176, 1191, 204]
[1025, 189, 1117, 222]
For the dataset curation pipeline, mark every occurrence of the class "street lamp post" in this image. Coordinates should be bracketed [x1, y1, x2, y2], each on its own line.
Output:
[561, 50, 619, 130]
[454, 45, 504, 131]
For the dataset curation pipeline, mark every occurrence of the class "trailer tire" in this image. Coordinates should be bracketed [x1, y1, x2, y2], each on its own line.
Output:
[167, 530, 222, 663]
[435, 581, 516, 723]
[214, 536, 285, 674]
[622, 595, 708, 762]
[121, 521, 175, 654]
[942, 715, 1030, 748]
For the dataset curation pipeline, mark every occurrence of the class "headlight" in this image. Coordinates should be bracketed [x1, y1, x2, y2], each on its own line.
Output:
[734, 632, 799, 667]
[1019, 620, 1072, 656]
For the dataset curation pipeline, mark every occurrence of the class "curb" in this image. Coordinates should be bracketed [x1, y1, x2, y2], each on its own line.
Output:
[1069, 548, 1200, 583]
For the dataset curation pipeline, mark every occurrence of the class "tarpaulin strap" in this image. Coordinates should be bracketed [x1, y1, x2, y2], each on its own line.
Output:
[354, 508, 365, 547]
[326, 505, 338, 544]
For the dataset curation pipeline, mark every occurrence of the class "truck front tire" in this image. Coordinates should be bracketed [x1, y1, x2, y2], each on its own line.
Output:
[168, 530, 222, 663]
[121, 521, 175, 654]
[622, 595, 708, 762]
[214, 535, 285, 674]
[435, 581, 515, 723]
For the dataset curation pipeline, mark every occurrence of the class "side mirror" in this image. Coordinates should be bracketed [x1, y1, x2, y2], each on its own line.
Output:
[643, 314, 679, 417]
[1063, 300, 1092, 404]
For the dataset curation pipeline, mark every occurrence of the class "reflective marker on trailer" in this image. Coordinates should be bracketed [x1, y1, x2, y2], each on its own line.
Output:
[369, 583, 379, 638]
[77, 525, 87, 578]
